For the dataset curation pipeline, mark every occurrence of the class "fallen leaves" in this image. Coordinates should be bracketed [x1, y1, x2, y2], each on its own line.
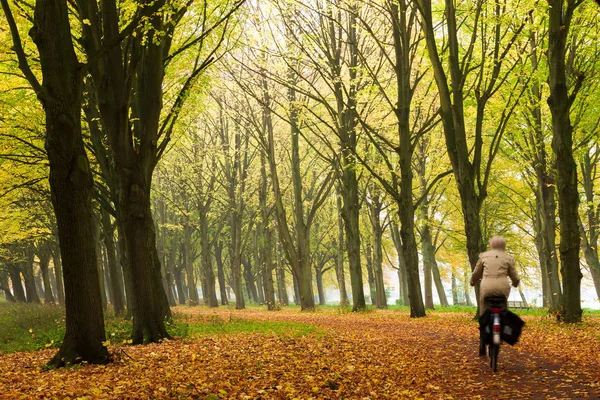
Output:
[1, 307, 598, 399]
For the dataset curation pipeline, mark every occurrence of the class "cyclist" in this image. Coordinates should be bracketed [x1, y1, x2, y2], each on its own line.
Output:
[470, 235, 520, 356]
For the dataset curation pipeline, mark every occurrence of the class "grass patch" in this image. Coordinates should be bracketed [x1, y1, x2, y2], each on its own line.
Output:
[184, 317, 316, 337]
[0, 303, 317, 354]
[0, 302, 65, 354]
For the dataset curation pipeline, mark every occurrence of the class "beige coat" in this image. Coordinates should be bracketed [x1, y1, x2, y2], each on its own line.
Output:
[470, 249, 520, 314]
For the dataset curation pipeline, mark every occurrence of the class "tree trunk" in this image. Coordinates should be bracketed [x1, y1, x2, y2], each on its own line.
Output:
[50, 246, 64, 305]
[214, 241, 229, 305]
[518, 288, 529, 307]
[390, 221, 410, 306]
[0, 271, 16, 302]
[365, 244, 376, 306]
[243, 260, 259, 303]
[4, 0, 111, 366]
[463, 268, 473, 307]
[259, 157, 277, 310]
[174, 267, 187, 306]
[34, 271, 45, 302]
[315, 267, 326, 306]
[451, 272, 459, 305]
[95, 229, 107, 310]
[276, 254, 289, 306]
[199, 217, 218, 307]
[335, 192, 349, 306]
[431, 261, 448, 307]
[183, 225, 199, 305]
[38, 247, 55, 305]
[8, 266, 25, 302]
[22, 250, 40, 304]
[416, 0, 485, 315]
[101, 210, 125, 315]
[547, 0, 582, 323]
[369, 193, 388, 309]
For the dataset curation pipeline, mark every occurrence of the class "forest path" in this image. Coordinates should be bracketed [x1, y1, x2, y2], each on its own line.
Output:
[177, 306, 600, 399]
[1, 307, 598, 399]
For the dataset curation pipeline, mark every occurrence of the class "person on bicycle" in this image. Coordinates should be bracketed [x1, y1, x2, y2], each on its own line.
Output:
[470, 235, 520, 355]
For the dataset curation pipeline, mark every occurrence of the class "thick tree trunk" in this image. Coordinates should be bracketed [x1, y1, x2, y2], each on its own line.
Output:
[547, 0, 582, 323]
[123, 200, 172, 343]
[8, 0, 111, 366]
[214, 242, 229, 305]
[525, 35, 562, 312]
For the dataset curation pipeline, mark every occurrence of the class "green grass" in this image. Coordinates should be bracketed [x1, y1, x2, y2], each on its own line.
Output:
[183, 317, 316, 337]
[0, 303, 318, 354]
[0, 302, 65, 354]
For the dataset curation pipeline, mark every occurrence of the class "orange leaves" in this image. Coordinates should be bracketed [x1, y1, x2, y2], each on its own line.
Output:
[0, 308, 599, 399]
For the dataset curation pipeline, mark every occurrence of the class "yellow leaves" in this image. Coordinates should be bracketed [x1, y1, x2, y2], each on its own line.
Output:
[82, 19, 91, 26]
[1, 308, 600, 399]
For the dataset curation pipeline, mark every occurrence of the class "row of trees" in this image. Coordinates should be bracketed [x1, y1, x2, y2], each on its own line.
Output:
[1, 0, 599, 367]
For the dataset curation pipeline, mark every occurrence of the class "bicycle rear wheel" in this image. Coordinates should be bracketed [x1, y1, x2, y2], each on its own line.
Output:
[489, 343, 500, 372]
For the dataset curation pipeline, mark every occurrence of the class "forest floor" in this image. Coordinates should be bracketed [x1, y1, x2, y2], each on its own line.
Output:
[0, 304, 599, 399]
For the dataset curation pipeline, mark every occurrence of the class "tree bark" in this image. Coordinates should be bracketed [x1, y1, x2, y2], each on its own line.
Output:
[368, 190, 388, 309]
[183, 225, 199, 305]
[365, 244, 376, 306]
[8, 264, 27, 303]
[335, 191, 349, 306]
[101, 210, 125, 315]
[547, 0, 582, 322]
[276, 247, 289, 306]
[214, 241, 229, 305]
[174, 266, 187, 306]
[22, 249, 40, 304]
[38, 245, 55, 305]
[50, 246, 64, 305]
[259, 153, 277, 310]
[2, 0, 111, 366]
[390, 221, 410, 306]
[0, 271, 16, 302]
[200, 216, 218, 307]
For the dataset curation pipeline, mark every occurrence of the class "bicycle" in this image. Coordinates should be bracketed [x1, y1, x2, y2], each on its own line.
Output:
[482, 295, 507, 372]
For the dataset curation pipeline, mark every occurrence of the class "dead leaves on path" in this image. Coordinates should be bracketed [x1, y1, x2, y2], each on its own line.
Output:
[1, 308, 599, 399]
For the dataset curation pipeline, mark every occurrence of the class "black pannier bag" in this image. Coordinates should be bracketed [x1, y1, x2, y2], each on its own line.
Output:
[479, 308, 525, 346]
[500, 309, 525, 345]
